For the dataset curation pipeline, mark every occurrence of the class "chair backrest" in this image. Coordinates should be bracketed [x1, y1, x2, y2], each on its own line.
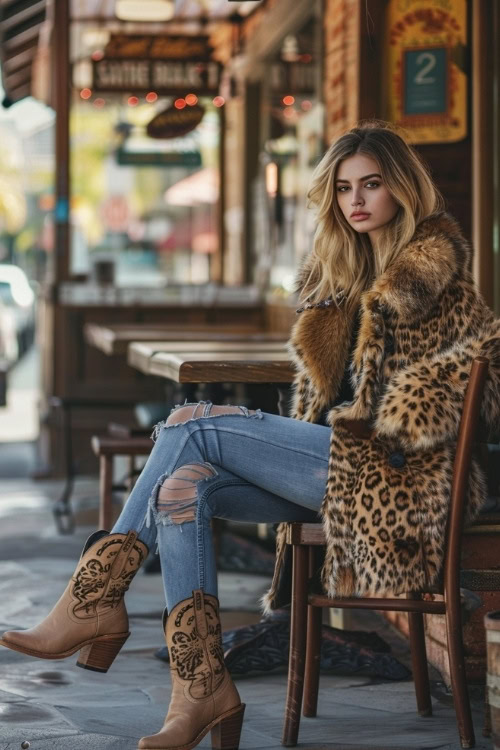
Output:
[444, 356, 489, 595]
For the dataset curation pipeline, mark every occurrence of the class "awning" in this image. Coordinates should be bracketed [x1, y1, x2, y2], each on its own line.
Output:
[0, 0, 264, 106]
[0, 0, 47, 105]
[164, 166, 219, 206]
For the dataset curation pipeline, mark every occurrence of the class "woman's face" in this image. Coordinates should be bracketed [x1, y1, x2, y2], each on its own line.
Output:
[335, 153, 399, 243]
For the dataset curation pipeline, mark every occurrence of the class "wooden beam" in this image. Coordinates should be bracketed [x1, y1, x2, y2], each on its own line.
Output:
[243, 0, 313, 71]
[2, 43, 37, 73]
[472, 0, 494, 306]
[2, 22, 42, 51]
[0, 1, 45, 32]
[6, 81, 31, 99]
[358, 0, 386, 120]
[53, 0, 70, 282]
[3, 62, 32, 90]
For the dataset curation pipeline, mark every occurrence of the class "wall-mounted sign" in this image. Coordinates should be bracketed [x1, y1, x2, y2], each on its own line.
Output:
[92, 58, 220, 94]
[404, 47, 448, 115]
[147, 103, 205, 139]
[386, 0, 467, 144]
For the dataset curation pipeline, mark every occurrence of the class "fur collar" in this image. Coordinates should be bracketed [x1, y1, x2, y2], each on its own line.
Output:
[359, 211, 472, 323]
[290, 212, 472, 413]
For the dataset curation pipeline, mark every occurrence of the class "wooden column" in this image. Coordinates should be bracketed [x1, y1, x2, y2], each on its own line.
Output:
[53, 0, 70, 283]
[494, 1, 500, 315]
[472, 0, 494, 306]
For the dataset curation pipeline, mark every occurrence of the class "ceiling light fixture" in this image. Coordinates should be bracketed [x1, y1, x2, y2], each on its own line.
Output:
[115, 0, 175, 22]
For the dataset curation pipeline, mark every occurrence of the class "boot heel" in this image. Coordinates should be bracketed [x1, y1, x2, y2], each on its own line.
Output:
[211, 704, 245, 750]
[76, 633, 129, 673]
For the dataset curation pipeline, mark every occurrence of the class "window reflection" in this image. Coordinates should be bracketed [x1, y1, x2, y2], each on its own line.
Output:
[70, 95, 220, 286]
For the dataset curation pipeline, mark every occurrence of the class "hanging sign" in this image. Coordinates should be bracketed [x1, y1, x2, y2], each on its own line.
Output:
[116, 149, 202, 167]
[103, 34, 213, 61]
[146, 103, 205, 139]
[92, 34, 219, 94]
[92, 59, 220, 94]
[386, 0, 467, 144]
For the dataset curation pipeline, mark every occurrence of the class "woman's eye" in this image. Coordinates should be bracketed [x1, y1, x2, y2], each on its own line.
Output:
[365, 182, 380, 189]
[336, 186, 349, 192]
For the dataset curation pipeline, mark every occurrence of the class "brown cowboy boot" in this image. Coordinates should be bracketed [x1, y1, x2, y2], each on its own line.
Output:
[139, 589, 245, 750]
[0, 529, 148, 672]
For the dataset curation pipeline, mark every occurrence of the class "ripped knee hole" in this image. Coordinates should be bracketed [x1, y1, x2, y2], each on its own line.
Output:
[156, 463, 216, 524]
[166, 403, 256, 426]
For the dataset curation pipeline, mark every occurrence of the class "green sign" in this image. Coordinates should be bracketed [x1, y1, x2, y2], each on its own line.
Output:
[404, 47, 447, 116]
[116, 148, 201, 167]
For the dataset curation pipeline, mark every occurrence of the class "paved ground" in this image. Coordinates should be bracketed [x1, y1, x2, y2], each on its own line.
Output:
[0, 477, 493, 750]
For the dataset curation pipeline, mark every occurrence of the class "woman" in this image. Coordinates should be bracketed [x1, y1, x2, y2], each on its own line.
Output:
[2, 123, 499, 750]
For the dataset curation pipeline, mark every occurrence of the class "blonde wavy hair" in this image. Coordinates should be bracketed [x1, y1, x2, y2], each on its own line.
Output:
[302, 122, 444, 314]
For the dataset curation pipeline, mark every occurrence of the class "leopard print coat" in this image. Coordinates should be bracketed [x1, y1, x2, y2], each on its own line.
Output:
[263, 212, 500, 610]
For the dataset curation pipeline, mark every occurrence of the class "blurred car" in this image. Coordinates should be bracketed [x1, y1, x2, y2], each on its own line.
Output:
[0, 264, 35, 356]
[0, 298, 18, 364]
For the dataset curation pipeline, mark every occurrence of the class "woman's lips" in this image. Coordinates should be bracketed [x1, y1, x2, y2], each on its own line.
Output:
[350, 213, 371, 221]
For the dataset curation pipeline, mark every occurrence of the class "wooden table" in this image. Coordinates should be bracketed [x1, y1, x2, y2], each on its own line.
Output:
[127, 342, 294, 425]
[147, 350, 294, 384]
[85, 323, 285, 357]
[128, 340, 289, 376]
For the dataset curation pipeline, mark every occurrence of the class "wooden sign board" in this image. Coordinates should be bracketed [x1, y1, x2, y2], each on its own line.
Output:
[147, 103, 205, 139]
[92, 58, 220, 94]
[385, 0, 467, 144]
[116, 149, 202, 167]
[104, 34, 213, 61]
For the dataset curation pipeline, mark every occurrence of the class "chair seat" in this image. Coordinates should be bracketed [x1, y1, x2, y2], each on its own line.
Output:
[91, 434, 152, 457]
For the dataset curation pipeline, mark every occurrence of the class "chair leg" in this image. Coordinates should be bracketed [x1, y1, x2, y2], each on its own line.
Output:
[445, 593, 475, 748]
[408, 610, 432, 716]
[303, 547, 322, 718]
[303, 604, 322, 717]
[98, 454, 113, 530]
[282, 543, 309, 747]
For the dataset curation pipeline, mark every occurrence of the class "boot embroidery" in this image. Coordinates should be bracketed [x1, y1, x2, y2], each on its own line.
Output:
[71, 541, 146, 618]
[171, 630, 204, 679]
[72, 559, 110, 616]
[170, 599, 225, 698]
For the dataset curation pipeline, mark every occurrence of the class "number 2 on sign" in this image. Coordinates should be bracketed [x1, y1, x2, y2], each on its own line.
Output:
[414, 52, 437, 84]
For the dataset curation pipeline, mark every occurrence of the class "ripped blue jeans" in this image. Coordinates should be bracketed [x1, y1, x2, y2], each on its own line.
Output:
[111, 401, 332, 612]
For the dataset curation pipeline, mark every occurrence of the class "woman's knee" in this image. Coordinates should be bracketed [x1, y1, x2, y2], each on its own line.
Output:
[154, 462, 216, 524]
[166, 402, 256, 426]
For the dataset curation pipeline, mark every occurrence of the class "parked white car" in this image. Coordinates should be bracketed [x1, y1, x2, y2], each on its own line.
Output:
[0, 264, 35, 357]
[0, 299, 18, 363]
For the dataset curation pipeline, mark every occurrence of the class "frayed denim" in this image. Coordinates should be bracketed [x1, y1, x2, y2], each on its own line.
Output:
[112, 402, 331, 612]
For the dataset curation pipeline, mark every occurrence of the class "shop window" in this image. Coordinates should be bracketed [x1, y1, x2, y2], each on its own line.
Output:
[70, 95, 220, 286]
[250, 13, 324, 296]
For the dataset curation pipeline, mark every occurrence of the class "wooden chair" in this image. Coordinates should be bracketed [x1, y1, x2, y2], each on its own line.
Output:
[91, 433, 152, 530]
[282, 356, 489, 750]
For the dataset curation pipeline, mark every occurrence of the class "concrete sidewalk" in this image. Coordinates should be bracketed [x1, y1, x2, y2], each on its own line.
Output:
[0, 477, 492, 750]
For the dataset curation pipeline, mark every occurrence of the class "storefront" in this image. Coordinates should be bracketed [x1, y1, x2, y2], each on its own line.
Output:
[211, 0, 324, 318]
[1, 0, 498, 474]
[70, 30, 224, 287]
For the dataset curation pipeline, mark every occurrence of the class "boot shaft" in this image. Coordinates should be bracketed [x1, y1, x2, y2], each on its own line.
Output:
[167, 590, 226, 700]
[70, 530, 148, 620]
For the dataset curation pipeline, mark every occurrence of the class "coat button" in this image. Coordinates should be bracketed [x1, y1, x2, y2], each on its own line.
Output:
[388, 452, 406, 469]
